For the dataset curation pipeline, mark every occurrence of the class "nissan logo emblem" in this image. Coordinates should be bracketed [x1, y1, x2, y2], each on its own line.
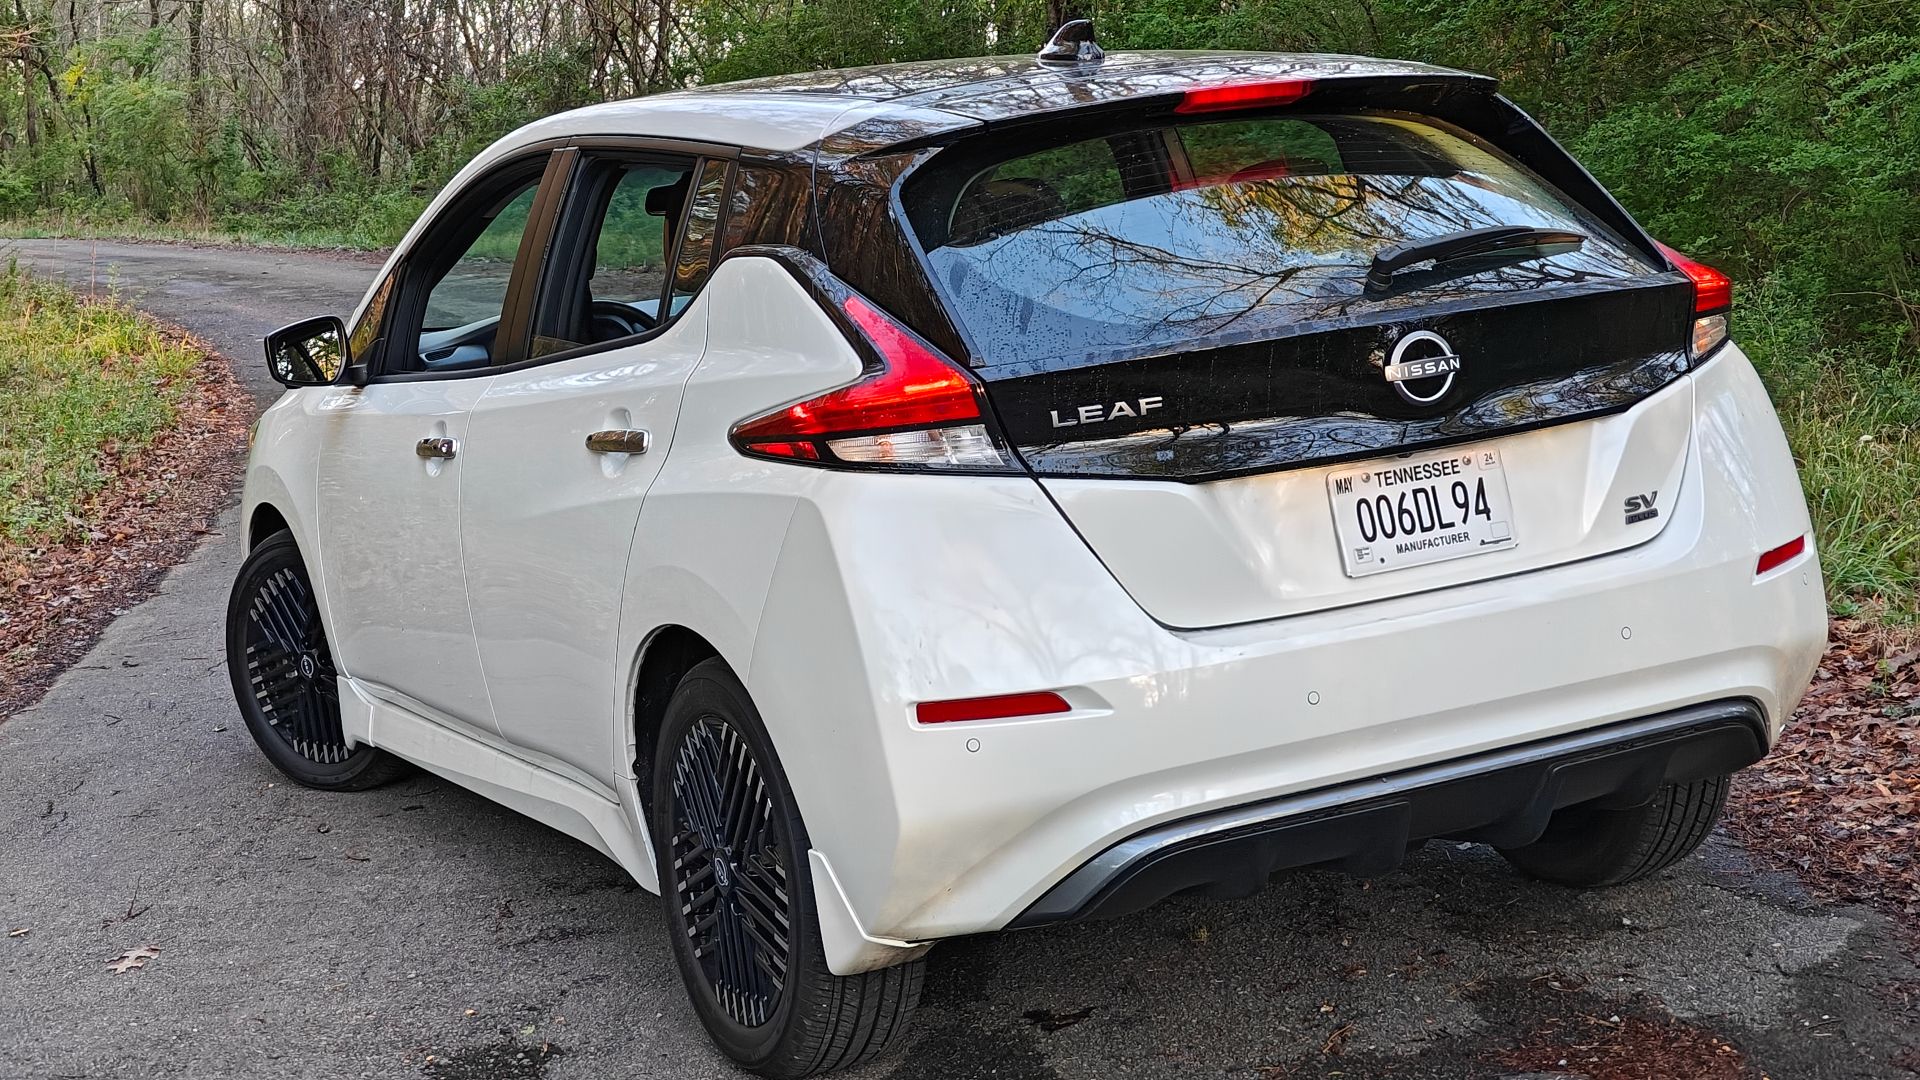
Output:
[1384, 330, 1462, 405]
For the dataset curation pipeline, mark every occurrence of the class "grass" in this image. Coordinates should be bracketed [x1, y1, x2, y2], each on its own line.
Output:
[0, 264, 200, 561]
[1743, 279, 1920, 623]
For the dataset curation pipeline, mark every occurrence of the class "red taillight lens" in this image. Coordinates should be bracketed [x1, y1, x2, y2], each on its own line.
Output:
[916, 691, 1072, 724]
[1175, 79, 1313, 115]
[1656, 241, 1732, 314]
[1656, 241, 1733, 360]
[731, 293, 1012, 470]
[1756, 534, 1807, 576]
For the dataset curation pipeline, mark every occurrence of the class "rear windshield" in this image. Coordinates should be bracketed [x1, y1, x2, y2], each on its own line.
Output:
[903, 112, 1654, 369]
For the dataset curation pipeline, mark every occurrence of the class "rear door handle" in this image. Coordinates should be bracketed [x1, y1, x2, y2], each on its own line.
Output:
[585, 429, 650, 455]
[416, 437, 458, 460]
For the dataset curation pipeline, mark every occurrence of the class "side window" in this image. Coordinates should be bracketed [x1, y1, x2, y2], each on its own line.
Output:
[412, 182, 541, 369]
[532, 159, 696, 356]
[531, 152, 729, 359]
[378, 156, 559, 377]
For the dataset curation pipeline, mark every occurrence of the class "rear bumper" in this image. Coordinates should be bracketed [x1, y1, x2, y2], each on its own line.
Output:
[1010, 699, 1766, 928]
[741, 346, 1826, 959]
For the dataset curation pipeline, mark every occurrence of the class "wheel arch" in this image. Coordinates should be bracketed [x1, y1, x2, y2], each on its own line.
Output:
[628, 623, 723, 818]
[248, 502, 292, 551]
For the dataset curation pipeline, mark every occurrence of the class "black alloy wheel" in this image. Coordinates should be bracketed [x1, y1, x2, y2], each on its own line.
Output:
[225, 531, 405, 790]
[667, 713, 793, 1028]
[653, 658, 923, 1077]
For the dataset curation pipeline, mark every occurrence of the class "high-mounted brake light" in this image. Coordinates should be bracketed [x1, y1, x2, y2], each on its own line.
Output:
[916, 691, 1072, 725]
[1756, 534, 1807, 577]
[1656, 241, 1733, 360]
[731, 293, 1014, 470]
[1175, 79, 1313, 115]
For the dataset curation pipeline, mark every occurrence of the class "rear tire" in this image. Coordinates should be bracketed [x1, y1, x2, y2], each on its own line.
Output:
[1498, 773, 1730, 887]
[225, 531, 407, 791]
[652, 658, 923, 1078]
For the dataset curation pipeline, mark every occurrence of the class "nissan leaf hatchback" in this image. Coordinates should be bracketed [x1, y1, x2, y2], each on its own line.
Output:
[229, 31, 1827, 1077]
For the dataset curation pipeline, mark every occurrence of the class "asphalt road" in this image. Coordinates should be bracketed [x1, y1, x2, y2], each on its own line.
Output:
[3, 238, 1918, 1080]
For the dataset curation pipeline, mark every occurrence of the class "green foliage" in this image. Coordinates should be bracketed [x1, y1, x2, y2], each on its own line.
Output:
[0, 264, 198, 549]
[1740, 279, 1920, 616]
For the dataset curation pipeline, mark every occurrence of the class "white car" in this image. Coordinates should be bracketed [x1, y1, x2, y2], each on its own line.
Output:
[229, 25, 1827, 1077]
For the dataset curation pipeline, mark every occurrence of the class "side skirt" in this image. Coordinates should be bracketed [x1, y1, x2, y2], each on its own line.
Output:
[338, 678, 658, 891]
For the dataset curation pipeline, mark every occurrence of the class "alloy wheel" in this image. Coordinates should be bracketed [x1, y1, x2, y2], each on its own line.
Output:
[240, 564, 350, 764]
[667, 714, 793, 1028]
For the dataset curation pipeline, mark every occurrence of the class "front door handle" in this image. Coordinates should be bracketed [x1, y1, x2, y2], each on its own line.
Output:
[585, 429, 650, 455]
[416, 437, 458, 460]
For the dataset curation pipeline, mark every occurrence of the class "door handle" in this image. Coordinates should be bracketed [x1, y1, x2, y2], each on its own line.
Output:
[416, 437, 458, 460]
[585, 429, 650, 455]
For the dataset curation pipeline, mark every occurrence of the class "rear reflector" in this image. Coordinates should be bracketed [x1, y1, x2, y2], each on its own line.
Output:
[1175, 79, 1313, 114]
[916, 691, 1072, 725]
[1756, 535, 1807, 576]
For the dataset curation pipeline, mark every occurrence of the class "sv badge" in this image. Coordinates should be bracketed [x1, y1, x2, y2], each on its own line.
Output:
[1624, 491, 1660, 524]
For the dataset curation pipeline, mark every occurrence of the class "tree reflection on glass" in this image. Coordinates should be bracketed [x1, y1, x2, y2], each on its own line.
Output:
[269, 320, 344, 385]
[927, 114, 1651, 369]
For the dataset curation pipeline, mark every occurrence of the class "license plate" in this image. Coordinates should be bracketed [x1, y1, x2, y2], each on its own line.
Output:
[1327, 446, 1518, 577]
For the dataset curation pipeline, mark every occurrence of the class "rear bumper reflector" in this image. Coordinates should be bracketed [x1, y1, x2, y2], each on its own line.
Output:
[1756, 534, 1808, 576]
[917, 691, 1072, 725]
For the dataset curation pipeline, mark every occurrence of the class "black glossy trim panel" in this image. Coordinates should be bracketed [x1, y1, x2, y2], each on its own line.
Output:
[998, 277, 1694, 482]
[493, 147, 579, 366]
[1010, 699, 1768, 928]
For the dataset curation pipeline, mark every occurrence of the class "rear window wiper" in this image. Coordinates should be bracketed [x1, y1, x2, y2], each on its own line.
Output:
[1365, 226, 1586, 293]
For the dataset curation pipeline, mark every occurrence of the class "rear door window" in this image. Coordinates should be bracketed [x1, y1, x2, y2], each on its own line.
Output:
[905, 112, 1654, 369]
[529, 155, 707, 358]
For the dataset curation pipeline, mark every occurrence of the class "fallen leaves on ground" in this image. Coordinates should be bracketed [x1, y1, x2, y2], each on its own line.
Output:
[0, 317, 248, 725]
[106, 945, 160, 974]
[1491, 1010, 1754, 1080]
[1729, 618, 1920, 935]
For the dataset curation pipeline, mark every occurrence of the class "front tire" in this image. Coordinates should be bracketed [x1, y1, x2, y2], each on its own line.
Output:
[225, 531, 406, 790]
[1498, 774, 1731, 887]
[652, 658, 922, 1078]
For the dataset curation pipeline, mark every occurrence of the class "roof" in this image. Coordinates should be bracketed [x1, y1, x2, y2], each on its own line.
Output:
[495, 50, 1489, 156]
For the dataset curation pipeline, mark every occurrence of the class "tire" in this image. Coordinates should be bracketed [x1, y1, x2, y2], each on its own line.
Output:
[1499, 774, 1731, 887]
[225, 531, 407, 791]
[651, 658, 923, 1078]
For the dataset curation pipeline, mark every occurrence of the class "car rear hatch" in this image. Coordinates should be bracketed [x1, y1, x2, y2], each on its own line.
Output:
[827, 62, 1705, 628]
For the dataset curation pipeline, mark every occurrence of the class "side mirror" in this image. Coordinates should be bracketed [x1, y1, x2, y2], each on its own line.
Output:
[264, 315, 349, 387]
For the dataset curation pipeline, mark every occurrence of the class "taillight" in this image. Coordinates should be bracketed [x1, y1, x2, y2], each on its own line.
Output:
[1175, 79, 1313, 115]
[731, 293, 1015, 471]
[1656, 241, 1732, 361]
